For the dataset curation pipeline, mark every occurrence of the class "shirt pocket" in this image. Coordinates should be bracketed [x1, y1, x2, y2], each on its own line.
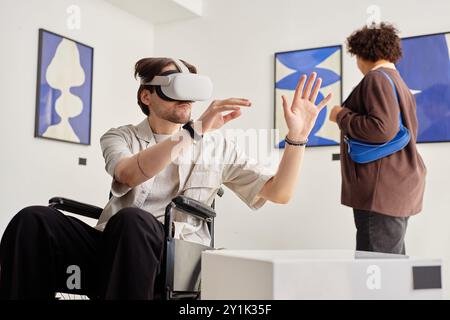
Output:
[181, 170, 222, 205]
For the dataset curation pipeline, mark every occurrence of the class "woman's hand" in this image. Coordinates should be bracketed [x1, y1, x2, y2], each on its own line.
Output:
[329, 105, 343, 123]
[195, 98, 251, 134]
[281, 73, 332, 141]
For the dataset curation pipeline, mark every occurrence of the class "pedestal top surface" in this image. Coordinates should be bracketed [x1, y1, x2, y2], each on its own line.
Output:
[203, 249, 438, 263]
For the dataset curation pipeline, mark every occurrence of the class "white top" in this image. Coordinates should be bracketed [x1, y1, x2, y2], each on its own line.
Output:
[143, 133, 180, 221]
[143, 133, 211, 245]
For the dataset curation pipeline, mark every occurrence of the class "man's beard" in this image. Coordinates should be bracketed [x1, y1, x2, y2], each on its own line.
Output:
[162, 108, 191, 124]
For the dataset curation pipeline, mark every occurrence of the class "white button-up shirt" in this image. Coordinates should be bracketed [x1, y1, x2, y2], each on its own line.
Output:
[96, 119, 274, 245]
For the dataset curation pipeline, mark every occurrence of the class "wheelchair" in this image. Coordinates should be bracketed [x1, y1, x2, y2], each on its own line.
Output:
[48, 188, 223, 300]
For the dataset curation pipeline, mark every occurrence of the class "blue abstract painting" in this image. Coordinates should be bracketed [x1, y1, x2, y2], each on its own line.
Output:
[396, 32, 450, 143]
[275, 45, 342, 147]
[35, 29, 93, 145]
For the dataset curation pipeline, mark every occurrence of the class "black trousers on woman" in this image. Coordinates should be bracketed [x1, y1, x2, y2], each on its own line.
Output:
[0, 206, 165, 300]
[353, 209, 409, 255]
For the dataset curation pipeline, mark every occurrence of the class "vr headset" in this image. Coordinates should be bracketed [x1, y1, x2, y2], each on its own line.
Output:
[141, 59, 213, 102]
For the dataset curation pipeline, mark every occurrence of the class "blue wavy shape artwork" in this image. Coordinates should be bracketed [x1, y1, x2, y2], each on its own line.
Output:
[275, 45, 342, 148]
[396, 32, 450, 143]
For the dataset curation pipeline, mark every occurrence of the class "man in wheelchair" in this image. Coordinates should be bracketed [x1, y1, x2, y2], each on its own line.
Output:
[0, 57, 331, 299]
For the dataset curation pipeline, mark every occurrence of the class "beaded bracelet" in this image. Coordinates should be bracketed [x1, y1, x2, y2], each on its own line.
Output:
[285, 135, 308, 146]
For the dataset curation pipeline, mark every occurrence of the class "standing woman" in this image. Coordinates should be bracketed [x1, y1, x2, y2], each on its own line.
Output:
[329, 23, 426, 254]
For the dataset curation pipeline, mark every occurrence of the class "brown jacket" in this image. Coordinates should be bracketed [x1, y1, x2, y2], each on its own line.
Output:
[336, 67, 426, 217]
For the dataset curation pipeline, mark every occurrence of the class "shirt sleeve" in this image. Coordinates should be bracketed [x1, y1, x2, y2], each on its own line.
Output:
[100, 127, 133, 198]
[221, 138, 274, 210]
[336, 71, 400, 143]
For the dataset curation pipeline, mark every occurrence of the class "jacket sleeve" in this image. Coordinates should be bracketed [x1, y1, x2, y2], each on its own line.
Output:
[336, 71, 400, 143]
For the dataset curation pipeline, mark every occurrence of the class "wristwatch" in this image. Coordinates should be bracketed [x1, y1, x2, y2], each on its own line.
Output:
[182, 120, 203, 143]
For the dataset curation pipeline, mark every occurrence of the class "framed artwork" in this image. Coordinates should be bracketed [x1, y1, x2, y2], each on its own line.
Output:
[396, 31, 450, 143]
[35, 29, 94, 145]
[274, 45, 342, 148]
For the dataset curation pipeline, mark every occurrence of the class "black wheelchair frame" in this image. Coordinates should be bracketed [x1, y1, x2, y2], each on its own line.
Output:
[48, 188, 223, 300]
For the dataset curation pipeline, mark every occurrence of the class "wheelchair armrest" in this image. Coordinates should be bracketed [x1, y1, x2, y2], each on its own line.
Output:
[48, 197, 103, 220]
[171, 195, 216, 221]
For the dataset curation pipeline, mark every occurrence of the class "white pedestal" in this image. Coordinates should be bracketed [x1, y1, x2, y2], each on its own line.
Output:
[201, 250, 442, 300]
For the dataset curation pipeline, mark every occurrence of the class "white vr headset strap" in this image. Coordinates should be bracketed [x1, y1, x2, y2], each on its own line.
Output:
[141, 58, 190, 85]
[172, 58, 190, 73]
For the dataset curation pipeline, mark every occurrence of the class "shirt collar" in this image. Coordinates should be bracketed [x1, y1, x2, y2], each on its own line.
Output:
[135, 118, 182, 143]
[135, 118, 154, 143]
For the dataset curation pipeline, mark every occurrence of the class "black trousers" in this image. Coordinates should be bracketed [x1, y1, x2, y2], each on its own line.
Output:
[353, 209, 409, 255]
[0, 206, 165, 300]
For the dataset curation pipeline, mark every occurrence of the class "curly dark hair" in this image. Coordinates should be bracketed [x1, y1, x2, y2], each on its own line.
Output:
[346, 22, 402, 63]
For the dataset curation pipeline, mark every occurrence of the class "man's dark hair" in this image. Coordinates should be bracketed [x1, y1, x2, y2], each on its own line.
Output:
[346, 22, 402, 63]
[134, 58, 197, 116]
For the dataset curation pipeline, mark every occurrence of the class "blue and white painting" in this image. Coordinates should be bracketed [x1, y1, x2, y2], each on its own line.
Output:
[396, 32, 450, 143]
[275, 45, 342, 147]
[35, 29, 93, 145]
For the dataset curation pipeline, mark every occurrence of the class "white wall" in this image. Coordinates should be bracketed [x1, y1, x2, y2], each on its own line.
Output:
[154, 0, 450, 296]
[0, 0, 154, 233]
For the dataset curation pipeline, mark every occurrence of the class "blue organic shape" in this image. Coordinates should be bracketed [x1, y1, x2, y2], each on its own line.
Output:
[38, 84, 62, 135]
[276, 72, 303, 90]
[414, 84, 450, 142]
[276, 68, 340, 90]
[397, 34, 449, 89]
[277, 46, 340, 70]
[396, 33, 450, 143]
[38, 32, 63, 136]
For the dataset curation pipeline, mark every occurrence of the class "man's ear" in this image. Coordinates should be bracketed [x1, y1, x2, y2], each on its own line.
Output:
[140, 89, 152, 108]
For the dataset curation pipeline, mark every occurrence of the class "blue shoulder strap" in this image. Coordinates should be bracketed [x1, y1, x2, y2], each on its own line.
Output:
[377, 70, 405, 127]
